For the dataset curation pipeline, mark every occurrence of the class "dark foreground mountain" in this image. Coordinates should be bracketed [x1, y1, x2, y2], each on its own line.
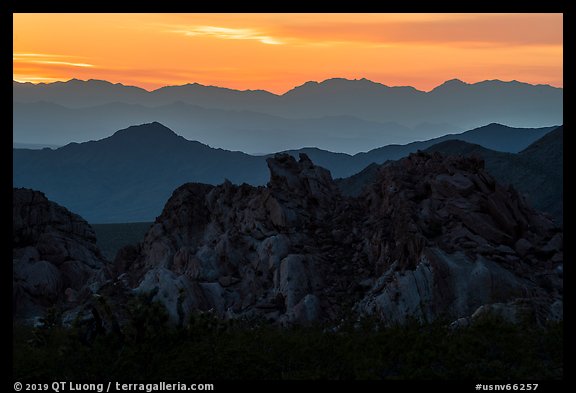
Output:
[13, 122, 267, 223]
[337, 126, 563, 224]
[13, 122, 556, 223]
[93, 152, 561, 327]
[13, 188, 106, 322]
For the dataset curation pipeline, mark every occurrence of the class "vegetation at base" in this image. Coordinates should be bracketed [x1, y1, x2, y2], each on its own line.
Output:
[13, 299, 563, 380]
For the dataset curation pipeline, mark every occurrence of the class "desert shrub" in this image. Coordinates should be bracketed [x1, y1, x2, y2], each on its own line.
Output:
[13, 309, 563, 380]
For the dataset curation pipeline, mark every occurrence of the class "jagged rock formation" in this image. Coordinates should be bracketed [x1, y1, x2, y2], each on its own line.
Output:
[355, 152, 562, 324]
[112, 154, 340, 324]
[13, 188, 107, 321]
[113, 152, 562, 326]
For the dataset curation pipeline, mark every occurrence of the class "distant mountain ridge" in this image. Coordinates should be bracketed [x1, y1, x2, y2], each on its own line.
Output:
[285, 123, 557, 177]
[14, 77, 560, 104]
[430, 127, 564, 224]
[13, 122, 558, 223]
[337, 126, 564, 224]
[13, 100, 419, 154]
[13, 77, 562, 154]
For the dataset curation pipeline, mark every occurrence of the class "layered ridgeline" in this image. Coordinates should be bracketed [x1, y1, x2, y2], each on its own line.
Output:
[13, 152, 562, 328]
[13, 122, 558, 223]
[13, 78, 562, 154]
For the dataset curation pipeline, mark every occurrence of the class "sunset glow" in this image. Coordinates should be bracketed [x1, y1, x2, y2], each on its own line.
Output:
[13, 13, 563, 93]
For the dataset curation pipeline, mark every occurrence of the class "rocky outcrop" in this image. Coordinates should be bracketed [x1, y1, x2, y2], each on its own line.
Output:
[13, 188, 106, 322]
[355, 152, 562, 324]
[113, 152, 562, 326]
[111, 154, 340, 324]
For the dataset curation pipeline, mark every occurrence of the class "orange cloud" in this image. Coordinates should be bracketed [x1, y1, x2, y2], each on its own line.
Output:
[23, 60, 93, 68]
[171, 25, 283, 45]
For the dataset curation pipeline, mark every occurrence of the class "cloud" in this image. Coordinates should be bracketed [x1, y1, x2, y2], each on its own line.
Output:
[28, 60, 94, 68]
[172, 25, 283, 45]
[165, 14, 561, 50]
[13, 53, 94, 68]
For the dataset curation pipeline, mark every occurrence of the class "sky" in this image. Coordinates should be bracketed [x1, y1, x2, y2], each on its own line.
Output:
[13, 13, 563, 94]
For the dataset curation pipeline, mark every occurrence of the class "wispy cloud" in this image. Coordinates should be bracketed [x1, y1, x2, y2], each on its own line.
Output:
[164, 14, 562, 50]
[27, 60, 94, 68]
[172, 25, 283, 45]
[13, 53, 94, 67]
[13, 53, 96, 84]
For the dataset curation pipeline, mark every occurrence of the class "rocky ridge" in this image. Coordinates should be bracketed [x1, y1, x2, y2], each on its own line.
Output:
[355, 152, 562, 324]
[108, 152, 562, 326]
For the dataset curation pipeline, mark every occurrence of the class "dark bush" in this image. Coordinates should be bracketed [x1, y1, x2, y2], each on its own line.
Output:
[13, 303, 563, 380]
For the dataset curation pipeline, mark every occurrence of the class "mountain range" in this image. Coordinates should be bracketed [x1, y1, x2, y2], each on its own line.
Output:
[13, 122, 560, 223]
[13, 100, 419, 154]
[12, 73, 564, 380]
[13, 78, 562, 154]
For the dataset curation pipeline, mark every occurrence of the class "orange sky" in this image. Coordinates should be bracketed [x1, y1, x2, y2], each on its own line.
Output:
[13, 13, 563, 94]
